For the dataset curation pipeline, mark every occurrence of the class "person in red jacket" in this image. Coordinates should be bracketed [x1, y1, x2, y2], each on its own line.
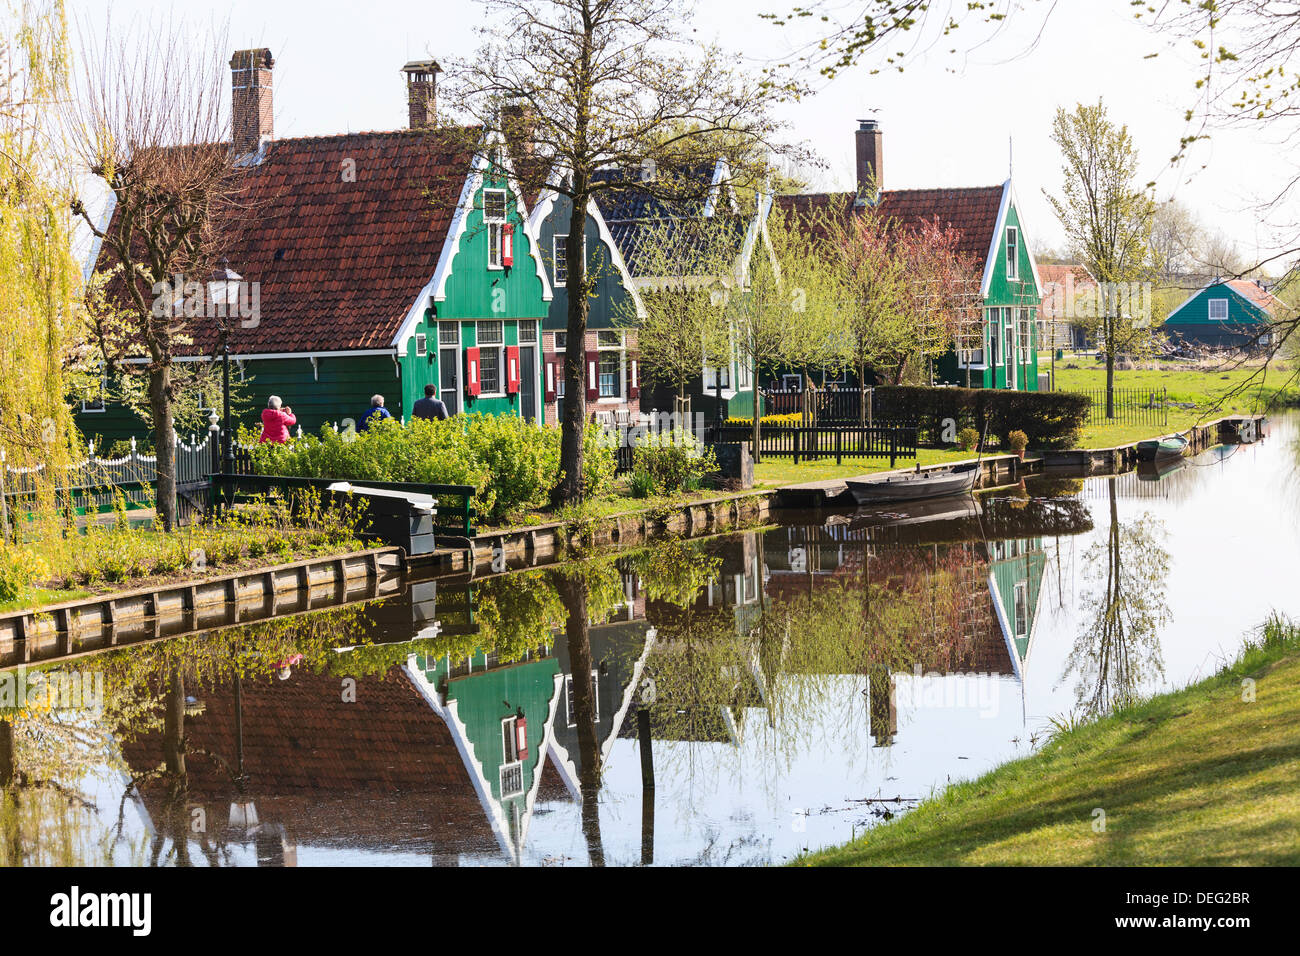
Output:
[258, 395, 296, 444]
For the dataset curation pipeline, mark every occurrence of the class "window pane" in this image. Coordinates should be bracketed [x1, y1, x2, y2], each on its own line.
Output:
[555, 331, 567, 351]
[484, 189, 507, 222]
[598, 350, 620, 397]
[480, 349, 501, 393]
[488, 222, 502, 267]
[554, 235, 568, 285]
[478, 320, 504, 344]
[597, 330, 621, 347]
[519, 320, 537, 343]
[439, 322, 459, 345]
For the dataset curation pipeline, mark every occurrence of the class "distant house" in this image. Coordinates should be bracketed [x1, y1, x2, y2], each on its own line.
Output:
[592, 160, 770, 421]
[78, 52, 552, 444]
[1163, 278, 1287, 350]
[527, 171, 646, 427]
[777, 119, 1044, 391]
[1037, 262, 1097, 352]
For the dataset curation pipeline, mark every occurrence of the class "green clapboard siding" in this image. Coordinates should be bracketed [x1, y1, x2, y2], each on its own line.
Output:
[535, 193, 632, 332]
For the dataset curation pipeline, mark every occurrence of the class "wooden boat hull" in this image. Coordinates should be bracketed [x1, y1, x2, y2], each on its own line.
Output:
[845, 463, 979, 505]
[1135, 435, 1188, 463]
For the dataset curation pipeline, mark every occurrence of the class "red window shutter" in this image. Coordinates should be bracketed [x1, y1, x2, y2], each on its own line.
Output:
[586, 349, 599, 402]
[464, 347, 481, 397]
[627, 356, 640, 400]
[506, 345, 521, 394]
[544, 354, 557, 402]
[502, 222, 514, 268]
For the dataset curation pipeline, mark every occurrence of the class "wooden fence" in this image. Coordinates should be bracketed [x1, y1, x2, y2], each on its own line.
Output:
[762, 387, 874, 423]
[706, 422, 918, 466]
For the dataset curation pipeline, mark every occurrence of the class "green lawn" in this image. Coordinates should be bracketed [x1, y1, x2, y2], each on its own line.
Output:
[797, 619, 1300, 866]
[753, 446, 976, 489]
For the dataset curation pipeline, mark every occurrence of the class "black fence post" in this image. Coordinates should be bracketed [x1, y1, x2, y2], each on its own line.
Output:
[889, 428, 897, 468]
[835, 427, 842, 465]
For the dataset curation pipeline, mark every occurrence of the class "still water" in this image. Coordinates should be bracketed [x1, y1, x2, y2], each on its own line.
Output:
[3, 415, 1298, 866]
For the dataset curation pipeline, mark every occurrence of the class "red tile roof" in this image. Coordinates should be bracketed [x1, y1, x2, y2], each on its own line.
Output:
[99, 128, 478, 356]
[120, 666, 497, 854]
[776, 184, 1005, 270]
[1225, 278, 1288, 315]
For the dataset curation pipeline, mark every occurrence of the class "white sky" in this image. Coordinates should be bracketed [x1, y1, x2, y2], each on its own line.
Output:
[69, 0, 1299, 270]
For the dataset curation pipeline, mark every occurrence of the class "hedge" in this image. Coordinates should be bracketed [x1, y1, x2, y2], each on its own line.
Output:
[870, 386, 1089, 449]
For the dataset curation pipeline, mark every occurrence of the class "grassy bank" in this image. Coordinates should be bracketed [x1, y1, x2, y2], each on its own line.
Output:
[798, 615, 1300, 866]
[1053, 360, 1299, 448]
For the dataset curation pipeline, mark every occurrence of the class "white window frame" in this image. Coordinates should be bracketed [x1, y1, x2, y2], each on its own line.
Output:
[476, 320, 506, 397]
[1208, 297, 1229, 321]
[596, 329, 624, 401]
[439, 321, 460, 346]
[415, 332, 427, 356]
[564, 670, 601, 728]
[957, 316, 986, 368]
[519, 320, 538, 344]
[484, 188, 508, 270]
[553, 233, 586, 287]
[1005, 226, 1019, 282]
[1017, 309, 1033, 363]
[1013, 581, 1028, 639]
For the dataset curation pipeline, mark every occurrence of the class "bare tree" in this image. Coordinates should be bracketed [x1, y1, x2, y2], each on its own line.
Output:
[1047, 101, 1159, 419]
[64, 19, 242, 530]
[442, 0, 798, 507]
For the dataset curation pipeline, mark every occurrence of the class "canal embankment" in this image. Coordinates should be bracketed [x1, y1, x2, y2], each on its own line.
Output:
[797, 615, 1300, 866]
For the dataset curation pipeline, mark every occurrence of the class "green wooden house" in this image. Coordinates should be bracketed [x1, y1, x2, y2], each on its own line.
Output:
[77, 53, 552, 446]
[776, 120, 1044, 392]
[527, 172, 647, 426]
[1163, 278, 1285, 350]
[592, 159, 770, 421]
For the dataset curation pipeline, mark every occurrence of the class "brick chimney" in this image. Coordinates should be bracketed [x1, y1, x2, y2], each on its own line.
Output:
[230, 48, 274, 156]
[854, 118, 882, 206]
[402, 60, 441, 129]
[501, 99, 537, 155]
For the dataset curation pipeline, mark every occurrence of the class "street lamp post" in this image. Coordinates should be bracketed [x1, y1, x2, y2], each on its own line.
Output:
[209, 258, 242, 507]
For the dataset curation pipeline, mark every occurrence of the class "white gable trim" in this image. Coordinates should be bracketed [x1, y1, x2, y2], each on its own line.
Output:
[703, 157, 740, 218]
[1164, 280, 1217, 324]
[531, 172, 648, 323]
[1007, 179, 1044, 295]
[390, 130, 552, 351]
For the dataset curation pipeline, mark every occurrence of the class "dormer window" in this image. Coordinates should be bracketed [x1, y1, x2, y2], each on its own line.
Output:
[484, 189, 507, 269]
[1209, 297, 1229, 320]
[1005, 226, 1019, 281]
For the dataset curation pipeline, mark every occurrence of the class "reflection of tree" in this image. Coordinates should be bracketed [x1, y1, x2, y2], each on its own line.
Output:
[1063, 480, 1170, 717]
[555, 571, 604, 867]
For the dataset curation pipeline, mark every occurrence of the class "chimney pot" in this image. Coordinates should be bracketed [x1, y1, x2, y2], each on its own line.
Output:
[855, 117, 883, 206]
[230, 48, 274, 157]
[402, 59, 441, 129]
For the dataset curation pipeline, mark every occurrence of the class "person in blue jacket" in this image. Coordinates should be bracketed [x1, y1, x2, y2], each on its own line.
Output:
[357, 394, 393, 432]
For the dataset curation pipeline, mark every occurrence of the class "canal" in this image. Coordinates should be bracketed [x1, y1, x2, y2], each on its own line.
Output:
[2, 414, 1297, 866]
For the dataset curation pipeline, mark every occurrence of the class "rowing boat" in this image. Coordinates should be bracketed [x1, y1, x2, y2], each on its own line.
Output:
[844, 462, 980, 505]
[1134, 434, 1188, 463]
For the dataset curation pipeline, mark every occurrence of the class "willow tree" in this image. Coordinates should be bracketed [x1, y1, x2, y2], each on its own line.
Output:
[1046, 102, 1158, 420]
[64, 21, 241, 530]
[0, 0, 83, 538]
[442, 0, 796, 506]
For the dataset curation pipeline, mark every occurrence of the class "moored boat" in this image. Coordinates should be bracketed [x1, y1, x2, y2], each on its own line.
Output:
[845, 462, 980, 505]
[1134, 434, 1188, 463]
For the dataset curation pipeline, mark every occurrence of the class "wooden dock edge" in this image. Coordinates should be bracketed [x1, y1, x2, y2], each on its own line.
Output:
[0, 547, 406, 657]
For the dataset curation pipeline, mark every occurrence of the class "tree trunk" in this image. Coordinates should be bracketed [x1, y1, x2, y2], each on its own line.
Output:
[858, 360, 867, 424]
[148, 366, 178, 530]
[557, 573, 604, 866]
[1105, 317, 1116, 420]
[554, 197, 591, 507]
[163, 668, 186, 777]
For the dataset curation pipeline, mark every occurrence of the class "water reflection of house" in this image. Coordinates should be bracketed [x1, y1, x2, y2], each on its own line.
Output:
[406, 646, 563, 863]
[119, 668, 500, 865]
[986, 536, 1047, 678]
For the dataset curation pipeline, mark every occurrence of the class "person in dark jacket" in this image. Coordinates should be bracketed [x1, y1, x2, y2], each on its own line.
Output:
[411, 383, 450, 421]
[357, 394, 393, 432]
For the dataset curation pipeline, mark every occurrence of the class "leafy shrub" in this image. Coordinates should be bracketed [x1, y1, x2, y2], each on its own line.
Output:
[1008, 429, 1029, 453]
[0, 546, 46, 602]
[957, 427, 980, 451]
[632, 428, 717, 496]
[629, 468, 656, 499]
[250, 414, 616, 523]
